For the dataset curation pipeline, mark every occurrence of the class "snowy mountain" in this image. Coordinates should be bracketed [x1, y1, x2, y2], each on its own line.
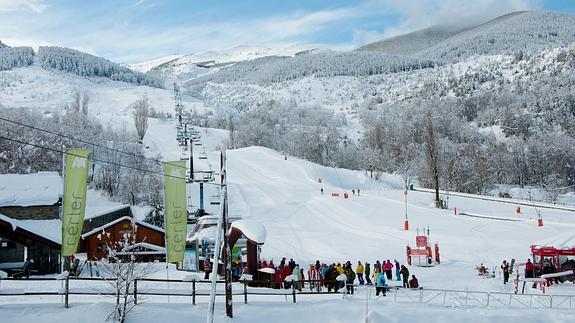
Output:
[361, 11, 575, 62]
[358, 25, 467, 55]
[127, 54, 184, 73]
[181, 11, 575, 199]
[143, 44, 325, 82]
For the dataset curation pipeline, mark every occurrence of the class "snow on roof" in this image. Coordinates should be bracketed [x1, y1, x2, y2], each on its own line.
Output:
[81, 216, 164, 239]
[0, 172, 62, 207]
[122, 242, 165, 252]
[189, 226, 218, 242]
[19, 219, 61, 244]
[533, 231, 575, 250]
[231, 220, 266, 244]
[258, 267, 275, 274]
[130, 205, 153, 221]
[0, 213, 61, 244]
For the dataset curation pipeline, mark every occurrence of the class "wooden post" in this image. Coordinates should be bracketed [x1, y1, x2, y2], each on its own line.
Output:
[192, 279, 196, 305]
[292, 283, 296, 303]
[243, 279, 248, 304]
[65, 276, 69, 308]
[134, 279, 138, 305]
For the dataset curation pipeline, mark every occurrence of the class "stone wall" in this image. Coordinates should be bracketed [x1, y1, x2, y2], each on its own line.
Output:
[0, 205, 60, 220]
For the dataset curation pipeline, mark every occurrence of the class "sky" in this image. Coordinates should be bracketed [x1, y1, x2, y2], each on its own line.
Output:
[1, 0, 575, 63]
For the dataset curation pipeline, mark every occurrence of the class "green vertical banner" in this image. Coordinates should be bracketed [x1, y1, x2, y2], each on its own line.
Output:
[61, 148, 91, 256]
[164, 161, 187, 263]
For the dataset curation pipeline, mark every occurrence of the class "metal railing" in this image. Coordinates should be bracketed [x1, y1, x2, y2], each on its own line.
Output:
[1, 277, 574, 310]
[387, 286, 575, 309]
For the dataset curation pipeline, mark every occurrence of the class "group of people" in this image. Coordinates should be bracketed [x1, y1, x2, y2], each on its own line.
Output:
[255, 257, 419, 295]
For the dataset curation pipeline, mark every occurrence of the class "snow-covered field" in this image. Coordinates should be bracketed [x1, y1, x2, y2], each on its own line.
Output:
[3, 112, 575, 321]
[2, 63, 575, 322]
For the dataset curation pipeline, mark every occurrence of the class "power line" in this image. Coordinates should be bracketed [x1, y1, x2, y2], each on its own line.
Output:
[0, 135, 188, 180]
[0, 116, 185, 169]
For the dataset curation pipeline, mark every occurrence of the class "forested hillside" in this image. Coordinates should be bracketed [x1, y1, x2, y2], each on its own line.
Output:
[38, 46, 163, 88]
[0, 47, 34, 71]
[186, 11, 575, 201]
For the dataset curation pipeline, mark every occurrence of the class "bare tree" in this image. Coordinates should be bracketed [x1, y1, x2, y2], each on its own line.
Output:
[71, 90, 81, 113]
[98, 224, 153, 323]
[133, 95, 150, 143]
[81, 91, 90, 116]
[228, 116, 235, 149]
[424, 111, 442, 208]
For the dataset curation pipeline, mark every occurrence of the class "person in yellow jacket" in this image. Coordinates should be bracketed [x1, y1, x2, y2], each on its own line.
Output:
[336, 263, 345, 274]
[372, 268, 380, 285]
[356, 261, 365, 285]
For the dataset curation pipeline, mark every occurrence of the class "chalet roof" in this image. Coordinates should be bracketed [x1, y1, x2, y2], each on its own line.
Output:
[81, 216, 164, 239]
[0, 212, 61, 246]
[0, 172, 62, 207]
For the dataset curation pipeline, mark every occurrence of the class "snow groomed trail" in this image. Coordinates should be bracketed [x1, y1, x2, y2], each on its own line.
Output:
[142, 120, 575, 294]
[223, 146, 575, 293]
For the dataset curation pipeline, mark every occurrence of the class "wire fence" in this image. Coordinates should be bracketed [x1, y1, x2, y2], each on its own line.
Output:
[1, 277, 574, 310]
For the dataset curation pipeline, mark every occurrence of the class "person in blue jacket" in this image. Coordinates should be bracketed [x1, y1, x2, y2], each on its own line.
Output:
[375, 270, 387, 296]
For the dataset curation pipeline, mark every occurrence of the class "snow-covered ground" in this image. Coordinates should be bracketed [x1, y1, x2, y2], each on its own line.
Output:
[3, 78, 575, 321]
[3, 116, 575, 321]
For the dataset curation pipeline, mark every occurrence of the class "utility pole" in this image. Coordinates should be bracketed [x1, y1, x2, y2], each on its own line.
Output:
[189, 136, 194, 181]
[221, 147, 233, 318]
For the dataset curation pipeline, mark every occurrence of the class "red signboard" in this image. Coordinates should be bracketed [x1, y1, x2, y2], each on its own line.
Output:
[410, 249, 428, 256]
[416, 235, 428, 247]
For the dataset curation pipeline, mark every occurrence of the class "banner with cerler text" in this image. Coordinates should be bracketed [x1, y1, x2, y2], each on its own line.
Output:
[164, 161, 188, 263]
[61, 148, 91, 256]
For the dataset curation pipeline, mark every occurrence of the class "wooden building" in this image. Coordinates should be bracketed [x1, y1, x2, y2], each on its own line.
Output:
[81, 216, 165, 261]
[0, 213, 61, 275]
[0, 172, 63, 275]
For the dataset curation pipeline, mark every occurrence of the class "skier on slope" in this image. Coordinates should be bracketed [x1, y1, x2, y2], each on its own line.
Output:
[374, 260, 382, 272]
[308, 264, 317, 290]
[409, 275, 419, 288]
[400, 265, 410, 288]
[501, 260, 510, 284]
[356, 261, 365, 285]
[292, 264, 302, 291]
[394, 259, 401, 281]
[525, 259, 534, 278]
[365, 262, 372, 285]
[384, 259, 393, 280]
[345, 267, 356, 294]
[375, 269, 387, 296]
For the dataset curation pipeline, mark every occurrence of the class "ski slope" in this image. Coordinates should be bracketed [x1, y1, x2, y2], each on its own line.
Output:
[223, 146, 575, 293]
[141, 118, 575, 295]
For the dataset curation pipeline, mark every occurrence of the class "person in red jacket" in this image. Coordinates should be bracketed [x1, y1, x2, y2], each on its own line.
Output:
[282, 265, 292, 289]
[501, 260, 510, 284]
[525, 259, 534, 278]
[274, 267, 282, 289]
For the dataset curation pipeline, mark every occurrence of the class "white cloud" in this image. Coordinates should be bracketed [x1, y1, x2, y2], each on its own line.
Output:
[356, 0, 542, 41]
[0, 0, 47, 14]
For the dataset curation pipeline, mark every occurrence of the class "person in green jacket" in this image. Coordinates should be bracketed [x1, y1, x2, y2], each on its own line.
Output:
[345, 267, 356, 294]
[292, 264, 302, 291]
